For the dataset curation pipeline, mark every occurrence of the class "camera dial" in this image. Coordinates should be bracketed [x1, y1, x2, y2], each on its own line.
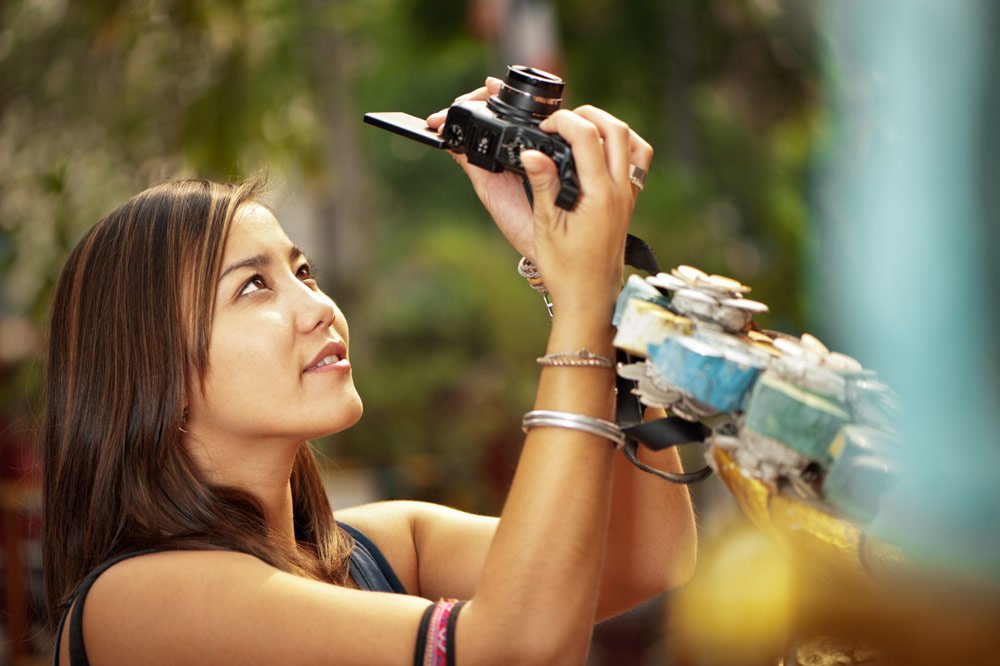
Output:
[444, 123, 465, 150]
[503, 134, 533, 167]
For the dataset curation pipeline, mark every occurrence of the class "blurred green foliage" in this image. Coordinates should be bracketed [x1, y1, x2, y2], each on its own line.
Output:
[0, 0, 819, 511]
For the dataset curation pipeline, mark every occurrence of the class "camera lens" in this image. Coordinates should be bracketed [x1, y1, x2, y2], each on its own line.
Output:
[497, 65, 564, 119]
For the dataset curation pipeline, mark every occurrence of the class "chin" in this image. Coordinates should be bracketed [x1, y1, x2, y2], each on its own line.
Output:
[343, 394, 364, 429]
[313, 394, 363, 438]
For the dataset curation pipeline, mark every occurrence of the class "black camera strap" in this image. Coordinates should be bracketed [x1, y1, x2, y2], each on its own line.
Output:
[523, 176, 713, 484]
[618, 235, 713, 484]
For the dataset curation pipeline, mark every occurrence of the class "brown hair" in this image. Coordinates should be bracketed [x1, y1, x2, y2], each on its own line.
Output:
[43, 178, 353, 625]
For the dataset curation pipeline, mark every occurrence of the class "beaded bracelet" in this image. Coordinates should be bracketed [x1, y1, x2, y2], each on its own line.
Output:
[414, 599, 466, 666]
[537, 348, 615, 368]
[517, 257, 554, 318]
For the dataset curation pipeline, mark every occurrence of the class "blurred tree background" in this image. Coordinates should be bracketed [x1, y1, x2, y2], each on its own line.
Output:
[0, 0, 820, 662]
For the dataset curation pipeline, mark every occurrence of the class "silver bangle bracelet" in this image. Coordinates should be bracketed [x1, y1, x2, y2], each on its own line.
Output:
[522, 410, 626, 448]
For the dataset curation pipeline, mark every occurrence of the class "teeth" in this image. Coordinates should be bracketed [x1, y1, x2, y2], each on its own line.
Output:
[311, 354, 341, 370]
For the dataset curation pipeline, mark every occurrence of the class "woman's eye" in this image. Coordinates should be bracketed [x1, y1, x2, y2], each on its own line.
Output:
[239, 274, 267, 297]
[297, 263, 318, 283]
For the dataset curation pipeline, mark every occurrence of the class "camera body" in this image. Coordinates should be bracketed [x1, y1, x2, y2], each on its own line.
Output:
[442, 97, 580, 210]
[363, 66, 581, 210]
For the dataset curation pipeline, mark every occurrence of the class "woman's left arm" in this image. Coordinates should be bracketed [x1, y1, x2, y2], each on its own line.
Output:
[596, 406, 697, 620]
[337, 405, 696, 622]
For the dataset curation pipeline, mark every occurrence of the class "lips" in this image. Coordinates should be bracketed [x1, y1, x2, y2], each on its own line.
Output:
[303, 340, 348, 373]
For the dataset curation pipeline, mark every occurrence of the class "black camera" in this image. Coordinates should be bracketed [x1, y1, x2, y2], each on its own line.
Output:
[364, 66, 581, 210]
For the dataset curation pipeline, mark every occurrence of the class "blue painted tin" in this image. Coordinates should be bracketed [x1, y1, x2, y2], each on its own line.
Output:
[647, 335, 765, 412]
[612, 274, 672, 327]
[743, 372, 851, 463]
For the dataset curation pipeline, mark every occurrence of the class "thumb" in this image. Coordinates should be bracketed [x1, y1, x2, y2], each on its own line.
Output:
[520, 150, 559, 220]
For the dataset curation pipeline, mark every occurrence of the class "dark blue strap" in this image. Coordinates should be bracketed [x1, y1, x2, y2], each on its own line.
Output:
[54, 549, 165, 666]
[340, 522, 408, 594]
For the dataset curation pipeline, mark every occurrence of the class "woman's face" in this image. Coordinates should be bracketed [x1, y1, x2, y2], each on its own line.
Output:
[186, 202, 362, 446]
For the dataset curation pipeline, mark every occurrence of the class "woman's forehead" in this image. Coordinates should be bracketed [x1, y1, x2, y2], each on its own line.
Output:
[225, 202, 293, 256]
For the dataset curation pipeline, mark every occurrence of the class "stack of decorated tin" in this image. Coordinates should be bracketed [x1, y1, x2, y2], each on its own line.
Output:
[612, 265, 900, 528]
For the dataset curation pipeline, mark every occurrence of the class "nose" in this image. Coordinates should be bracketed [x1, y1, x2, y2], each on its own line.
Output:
[293, 280, 337, 335]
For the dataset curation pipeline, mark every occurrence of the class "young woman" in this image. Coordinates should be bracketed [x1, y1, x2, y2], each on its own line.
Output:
[44, 79, 695, 665]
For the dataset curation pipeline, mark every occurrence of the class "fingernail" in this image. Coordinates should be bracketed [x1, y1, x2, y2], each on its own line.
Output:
[485, 76, 501, 85]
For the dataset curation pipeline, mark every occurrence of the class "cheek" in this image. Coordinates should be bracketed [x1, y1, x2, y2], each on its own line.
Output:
[202, 312, 294, 415]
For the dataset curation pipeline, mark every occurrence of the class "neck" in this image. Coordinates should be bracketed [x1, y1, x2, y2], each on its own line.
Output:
[252, 465, 299, 551]
[185, 428, 302, 551]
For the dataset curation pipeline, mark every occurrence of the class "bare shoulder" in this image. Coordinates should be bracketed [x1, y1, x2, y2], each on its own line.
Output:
[71, 549, 430, 666]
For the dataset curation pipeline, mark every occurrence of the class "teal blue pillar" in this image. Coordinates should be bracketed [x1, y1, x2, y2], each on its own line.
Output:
[818, 0, 1000, 580]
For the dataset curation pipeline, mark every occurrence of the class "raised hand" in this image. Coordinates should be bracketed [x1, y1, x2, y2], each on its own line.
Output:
[519, 106, 652, 321]
[427, 80, 653, 299]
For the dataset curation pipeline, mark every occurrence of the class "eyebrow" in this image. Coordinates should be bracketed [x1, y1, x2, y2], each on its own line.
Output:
[219, 245, 305, 282]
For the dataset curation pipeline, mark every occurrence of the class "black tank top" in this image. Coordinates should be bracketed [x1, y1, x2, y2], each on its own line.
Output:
[53, 523, 406, 665]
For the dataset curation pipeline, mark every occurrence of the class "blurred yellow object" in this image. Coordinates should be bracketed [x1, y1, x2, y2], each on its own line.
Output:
[671, 521, 795, 665]
[709, 446, 905, 586]
[672, 448, 1000, 666]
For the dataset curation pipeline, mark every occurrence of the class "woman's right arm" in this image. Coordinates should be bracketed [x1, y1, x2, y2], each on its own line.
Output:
[76, 108, 634, 666]
[454, 106, 636, 663]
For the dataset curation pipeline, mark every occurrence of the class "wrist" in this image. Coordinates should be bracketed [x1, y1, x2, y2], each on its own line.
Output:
[548, 316, 615, 356]
[515, 255, 622, 323]
[545, 281, 620, 322]
[550, 301, 615, 332]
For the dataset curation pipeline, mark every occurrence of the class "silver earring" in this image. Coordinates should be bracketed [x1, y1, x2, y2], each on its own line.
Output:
[179, 407, 189, 434]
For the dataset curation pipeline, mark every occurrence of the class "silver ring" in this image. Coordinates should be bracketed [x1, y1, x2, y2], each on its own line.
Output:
[629, 164, 647, 192]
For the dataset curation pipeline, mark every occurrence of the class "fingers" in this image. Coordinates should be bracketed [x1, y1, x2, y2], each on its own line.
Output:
[484, 76, 502, 95]
[628, 128, 654, 173]
[455, 85, 488, 103]
[427, 87, 486, 127]
[538, 106, 651, 197]
[572, 105, 632, 187]
[571, 105, 653, 197]
[426, 91, 481, 128]
[426, 110, 447, 129]
[538, 110, 611, 194]
[427, 77, 503, 128]
[627, 129, 654, 197]
[519, 150, 560, 224]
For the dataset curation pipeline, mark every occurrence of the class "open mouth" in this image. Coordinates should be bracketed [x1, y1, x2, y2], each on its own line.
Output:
[306, 353, 343, 371]
[304, 341, 349, 373]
